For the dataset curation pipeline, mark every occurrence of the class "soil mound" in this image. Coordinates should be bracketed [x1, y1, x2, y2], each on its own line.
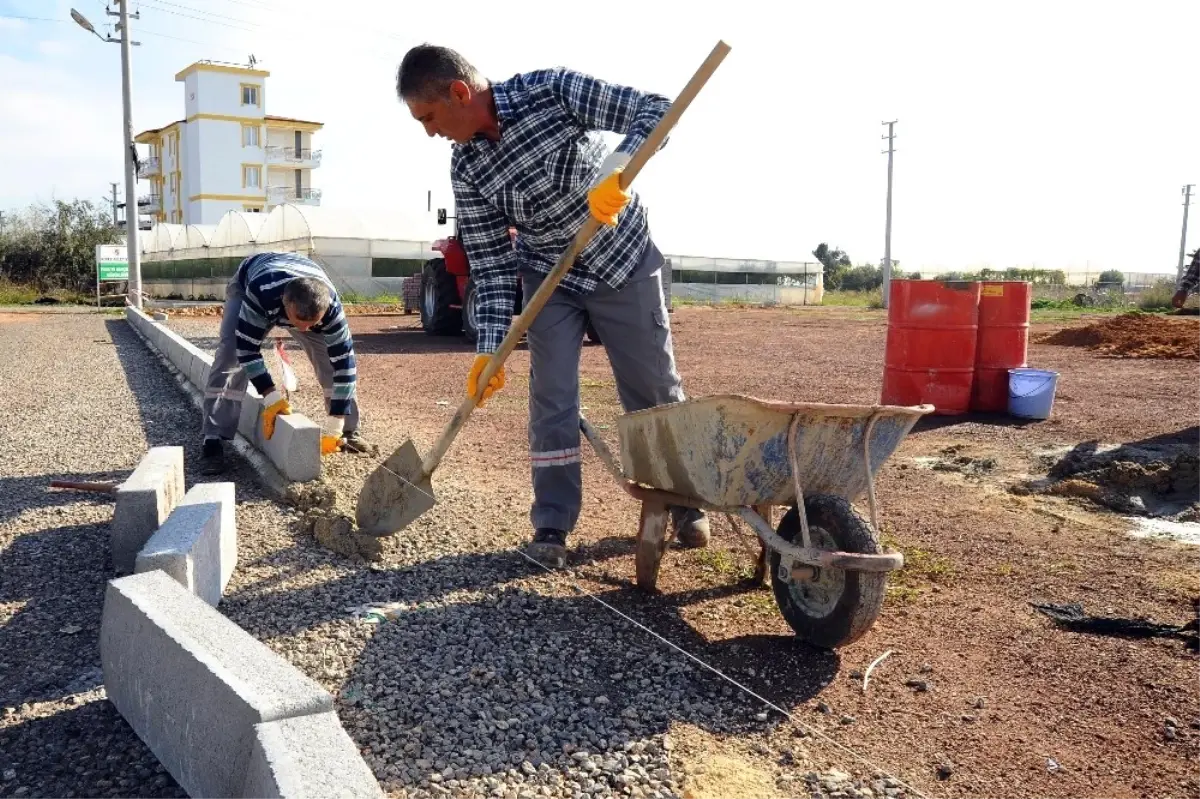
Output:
[1036, 313, 1199, 359]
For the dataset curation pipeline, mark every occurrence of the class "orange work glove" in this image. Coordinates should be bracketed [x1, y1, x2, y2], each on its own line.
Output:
[587, 152, 633, 226]
[466, 354, 505, 407]
[261, 390, 292, 440]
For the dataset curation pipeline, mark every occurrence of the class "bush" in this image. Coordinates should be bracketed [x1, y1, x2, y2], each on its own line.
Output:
[0, 199, 120, 293]
[840, 264, 883, 292]
[1137, 278, 1178, 311]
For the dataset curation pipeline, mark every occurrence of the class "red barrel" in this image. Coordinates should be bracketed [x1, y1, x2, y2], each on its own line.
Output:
[970, 281, 1031, 412]
[881, 280, 981, 415]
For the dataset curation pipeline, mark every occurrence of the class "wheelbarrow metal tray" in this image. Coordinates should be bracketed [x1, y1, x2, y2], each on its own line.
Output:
[617, 394, 933, 508]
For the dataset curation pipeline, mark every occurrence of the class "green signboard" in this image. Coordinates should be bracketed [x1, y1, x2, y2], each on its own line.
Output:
[96, 245, 129, 281]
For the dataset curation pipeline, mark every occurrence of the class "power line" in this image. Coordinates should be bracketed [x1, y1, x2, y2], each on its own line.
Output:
[136, 0, 260, 32]
[0, 14, 71, 24]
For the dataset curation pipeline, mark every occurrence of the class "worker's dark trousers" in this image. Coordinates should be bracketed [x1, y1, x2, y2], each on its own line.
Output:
[201, 277, 360, 441]
[521, 238, 685, 534]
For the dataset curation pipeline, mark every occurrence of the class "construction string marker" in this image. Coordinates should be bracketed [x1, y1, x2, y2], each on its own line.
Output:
[514, 549, 934, 799]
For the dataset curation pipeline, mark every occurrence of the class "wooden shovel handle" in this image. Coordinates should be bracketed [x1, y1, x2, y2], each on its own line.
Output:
[421, 40, 732, 476]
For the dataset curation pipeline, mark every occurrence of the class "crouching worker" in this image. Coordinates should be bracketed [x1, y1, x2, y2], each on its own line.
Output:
[199, 251, 370, 475]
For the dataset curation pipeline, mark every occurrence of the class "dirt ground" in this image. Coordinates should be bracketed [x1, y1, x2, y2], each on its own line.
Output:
[167, 306, 1200, 799]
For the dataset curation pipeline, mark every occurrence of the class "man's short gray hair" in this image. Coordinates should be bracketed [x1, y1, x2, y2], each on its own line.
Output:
[396, 44, 487, 102]
[283, 277, 331, 321]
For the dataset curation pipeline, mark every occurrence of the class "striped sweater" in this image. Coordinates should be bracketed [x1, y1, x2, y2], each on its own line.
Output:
[233, 252, 357, 416]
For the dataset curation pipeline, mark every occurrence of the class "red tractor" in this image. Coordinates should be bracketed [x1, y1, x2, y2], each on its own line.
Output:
[409, 216, 601, 344]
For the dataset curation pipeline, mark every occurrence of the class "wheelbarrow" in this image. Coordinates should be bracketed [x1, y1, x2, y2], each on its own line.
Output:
[579, 394, 934, 649]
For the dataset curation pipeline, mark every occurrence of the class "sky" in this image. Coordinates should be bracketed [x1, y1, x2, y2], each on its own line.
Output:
[0, 0, 1197, 274]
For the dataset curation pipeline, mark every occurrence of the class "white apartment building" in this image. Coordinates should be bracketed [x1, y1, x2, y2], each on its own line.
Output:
[135, 60, 323, 225]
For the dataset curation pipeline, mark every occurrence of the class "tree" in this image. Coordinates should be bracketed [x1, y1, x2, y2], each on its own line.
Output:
[0, 198, 120, 292]
[840, 264, 883, 292]
[812, 242, 852, 289]
[1097, 269, 1124, 287]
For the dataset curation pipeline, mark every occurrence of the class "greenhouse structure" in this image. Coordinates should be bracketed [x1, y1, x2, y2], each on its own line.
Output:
[140, 204, 443, 300]
[138, 203, 824, 305]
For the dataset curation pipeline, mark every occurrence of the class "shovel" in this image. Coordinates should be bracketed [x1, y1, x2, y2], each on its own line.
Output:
[354, 40, 732, 536]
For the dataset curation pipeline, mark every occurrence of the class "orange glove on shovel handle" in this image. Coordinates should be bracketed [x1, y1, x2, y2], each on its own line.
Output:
[466, 354, 505, 407]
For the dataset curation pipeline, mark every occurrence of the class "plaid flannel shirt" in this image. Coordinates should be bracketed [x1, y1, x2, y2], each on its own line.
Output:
[1180, 249, 1200, 295]
[449, 67, 671, 353]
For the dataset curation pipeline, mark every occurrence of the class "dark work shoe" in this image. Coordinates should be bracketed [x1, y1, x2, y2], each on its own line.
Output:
[200, 438, 225, 476]
[341, 430, 378, 456]
[525, 528, 568, 569]
[670, 506, 710, 548]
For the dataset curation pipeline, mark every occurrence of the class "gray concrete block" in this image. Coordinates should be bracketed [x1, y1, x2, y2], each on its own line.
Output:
[183, 481, 237, 589]
[241, 712, 383, 799]
[262, 414, 321, 483]
[238, 393, 263, 440]
[134, 482, 235, 606]
[112, 446, 186, 574]
[101, 571, 333, 799]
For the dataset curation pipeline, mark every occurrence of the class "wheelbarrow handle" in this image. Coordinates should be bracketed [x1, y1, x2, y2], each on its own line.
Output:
[579, 415, 626, 483]
[419, 40, 733, 478]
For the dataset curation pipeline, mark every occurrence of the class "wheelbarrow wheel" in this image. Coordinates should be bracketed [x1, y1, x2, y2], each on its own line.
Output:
[770, 495, 887, 649]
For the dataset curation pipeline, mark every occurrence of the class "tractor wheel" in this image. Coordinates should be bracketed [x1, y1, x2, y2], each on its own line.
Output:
[463, 277, 480, 344]
[769, 495, 887, 649]
[420, 258, 462, 335]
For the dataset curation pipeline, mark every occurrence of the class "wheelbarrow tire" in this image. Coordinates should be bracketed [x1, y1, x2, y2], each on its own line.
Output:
[770, 495, 887, 650]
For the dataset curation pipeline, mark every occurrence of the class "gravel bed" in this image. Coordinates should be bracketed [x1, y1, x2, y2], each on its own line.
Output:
[166, 316, 911, 798]
[0, 311, 198, 798]
[1, 310, 908, 799]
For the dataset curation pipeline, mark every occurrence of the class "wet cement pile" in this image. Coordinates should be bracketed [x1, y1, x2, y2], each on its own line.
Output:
[1017, 432, 1200, 520]
[1035, 313, 1199, 359]
[284, 481, 391, 561]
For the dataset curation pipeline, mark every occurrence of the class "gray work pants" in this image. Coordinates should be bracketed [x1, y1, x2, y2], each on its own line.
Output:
[522, 239, 684, 532]
[201, 277, 360, 440]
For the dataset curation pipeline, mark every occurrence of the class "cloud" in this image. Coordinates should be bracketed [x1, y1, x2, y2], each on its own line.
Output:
[36, 40, 73, 57]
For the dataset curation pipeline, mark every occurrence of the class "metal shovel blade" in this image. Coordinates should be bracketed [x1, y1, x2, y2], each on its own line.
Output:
[353, 438, 436, 536]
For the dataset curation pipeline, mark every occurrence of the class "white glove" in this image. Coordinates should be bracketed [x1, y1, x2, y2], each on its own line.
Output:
[322, 416, 345, 439]
[591, 151, 631, 188]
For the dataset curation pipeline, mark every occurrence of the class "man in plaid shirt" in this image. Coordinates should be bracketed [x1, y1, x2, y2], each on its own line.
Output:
[397, 44, 709, 567]
[1174, 248, 1199, 309]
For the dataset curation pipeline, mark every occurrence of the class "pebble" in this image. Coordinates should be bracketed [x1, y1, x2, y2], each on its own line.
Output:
[817, 701, 833, 714]
[905, 679, 930, 692]
[841, 715, 857, 725]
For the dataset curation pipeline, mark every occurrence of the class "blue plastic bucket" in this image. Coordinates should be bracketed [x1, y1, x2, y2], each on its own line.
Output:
[1008, 367, 1059, 420]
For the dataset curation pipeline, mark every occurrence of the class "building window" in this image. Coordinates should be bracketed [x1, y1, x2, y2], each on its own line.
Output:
[243, 204, 263, 213]
[242, 124, 260, 147]
[240, 84, 260, 107]
[242, 164, 262, 188]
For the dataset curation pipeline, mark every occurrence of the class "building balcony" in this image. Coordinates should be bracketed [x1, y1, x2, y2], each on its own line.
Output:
[137, 156, 160, 178]
[265, 146, 322, 168]
[138, 194, 163, 213]
[268, 186, 322, 206]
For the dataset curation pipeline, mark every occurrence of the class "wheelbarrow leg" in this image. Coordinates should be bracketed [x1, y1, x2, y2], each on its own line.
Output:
[635, 499, 671, 592]
[751, 504, 772, 586]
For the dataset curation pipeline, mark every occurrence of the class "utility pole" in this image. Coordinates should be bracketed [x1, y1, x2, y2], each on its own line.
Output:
[110, 182, 120, 227]
[73, 5, 142, 306]
[1178, 184, 1194, 282]
[110, 0, 142, 308]
[881, 120, 897, 309]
